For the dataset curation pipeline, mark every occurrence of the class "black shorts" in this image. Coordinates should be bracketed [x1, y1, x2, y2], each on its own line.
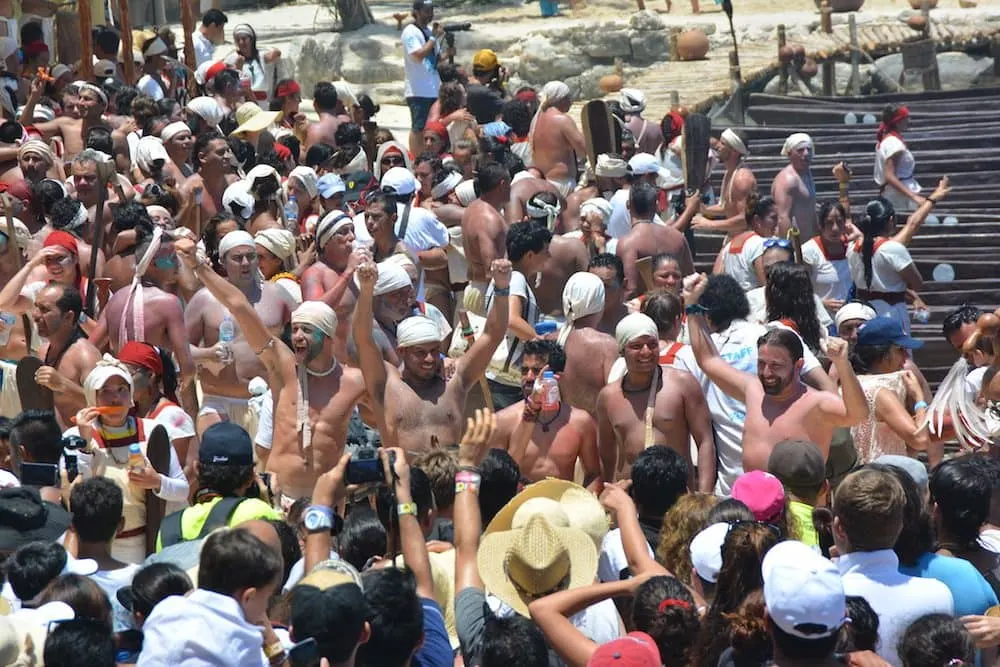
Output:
[406, 96, 436, 131]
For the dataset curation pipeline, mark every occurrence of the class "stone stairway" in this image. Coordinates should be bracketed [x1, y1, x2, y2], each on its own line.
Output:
[692, 86, 1000, 388]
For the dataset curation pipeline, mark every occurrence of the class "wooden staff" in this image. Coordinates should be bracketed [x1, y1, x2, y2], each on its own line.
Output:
[118, 0, 135, 84]
[78, 0, 94, 82]
[3, 195, 21, 270]
[180, 0, 198, 96]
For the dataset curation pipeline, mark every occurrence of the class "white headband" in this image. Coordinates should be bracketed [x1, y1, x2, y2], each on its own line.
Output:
[720, 128, 749, 157]
[834, 302, 877, 329]
[430, 171, 463, 200]
[615, 313, 659, 352]
[292, 301, 338, 339]
[373, 261, 412, 296]
[218, 230, 256, 258]
[525, 196, 561, 231]
[316, 211, 352, 249]
[83, 355, 134, 407]
[781, 132, 814, 157]
[396, 316, 441, 348]
[160, 122, 191, 142]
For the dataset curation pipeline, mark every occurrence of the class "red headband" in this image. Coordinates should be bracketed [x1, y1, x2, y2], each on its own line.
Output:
[205, 60, 227, 82]
[876, 106, 909, 144]
[424, 120, 448, 141]
[273, 143, 292, 160]
[118, 341, 164, 376]
[657, 599, 692, 613]
[666, 112, 684, 142]
[44, 230, 79, 255]
[275, 80, 301, 98]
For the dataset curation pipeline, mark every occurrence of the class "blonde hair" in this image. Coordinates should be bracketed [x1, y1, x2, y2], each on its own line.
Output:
[656, 493, 719, 583]
[413, 448, 459, 511]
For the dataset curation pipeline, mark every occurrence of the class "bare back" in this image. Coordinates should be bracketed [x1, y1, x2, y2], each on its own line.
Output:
[506, 178, 560, 225]
[560, 327, 618, 414]
[532, 108, 582, 184]
[104, 286, 183, 352]
[461, 200, 507, 284]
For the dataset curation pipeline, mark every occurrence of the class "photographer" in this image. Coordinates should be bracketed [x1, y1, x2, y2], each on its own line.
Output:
[467, 49, 508, 125]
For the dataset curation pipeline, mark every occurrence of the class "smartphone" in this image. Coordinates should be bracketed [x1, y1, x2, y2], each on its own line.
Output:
[20, 462, 59, 488]
[288, 638, 318, 667]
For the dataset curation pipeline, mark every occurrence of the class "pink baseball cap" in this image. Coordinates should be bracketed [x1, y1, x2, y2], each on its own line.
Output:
[588, 632, 661, 667]
[732, 470, 786, 522]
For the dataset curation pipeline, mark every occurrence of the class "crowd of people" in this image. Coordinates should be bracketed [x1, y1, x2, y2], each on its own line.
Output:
[0, 2, 997, 667]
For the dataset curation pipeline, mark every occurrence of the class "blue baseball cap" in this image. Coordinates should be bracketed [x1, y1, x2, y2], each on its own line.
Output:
[856, 317, 923, 349]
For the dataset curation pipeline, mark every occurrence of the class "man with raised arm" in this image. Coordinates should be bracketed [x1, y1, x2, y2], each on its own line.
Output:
[353, 257, 511, 455]
[175, 238, 366, 505]
[683, 272, 868, 476]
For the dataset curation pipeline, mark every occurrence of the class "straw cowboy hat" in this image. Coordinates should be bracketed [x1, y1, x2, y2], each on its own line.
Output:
[230, 102, 281, 137]
[479, 514, 597, 617]
[485, 478, 609, 549]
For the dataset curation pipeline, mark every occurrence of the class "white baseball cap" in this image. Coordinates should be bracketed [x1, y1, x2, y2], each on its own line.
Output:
[627, 152, 674, 189]
[762, 540, 847, 639]
[380, 166, 416, 197]
[689, 522, 729, 584]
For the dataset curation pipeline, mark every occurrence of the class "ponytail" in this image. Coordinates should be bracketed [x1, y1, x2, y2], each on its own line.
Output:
[859, 198, 894, 290]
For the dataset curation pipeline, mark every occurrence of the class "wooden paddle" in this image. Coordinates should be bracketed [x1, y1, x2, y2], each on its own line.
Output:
[16, 357, 53, 411]
[179, 0, 198, 97]
[581, 100, 617, 174]
[682, 113, 712, 196]
[144, 425, 171, 556]
[86, 160, 116, 318]
[721, 0, 740, 76]
[117, 0, 135, 85]
[636, 256, 654, 292]
[458, 311, 493, 410]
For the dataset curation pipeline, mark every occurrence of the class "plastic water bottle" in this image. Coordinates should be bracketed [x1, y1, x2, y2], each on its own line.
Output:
[943, 215, 958, 226]
[284, 192, 299, 229]
[219, 312, 236, 364]
[537, 370, 560, 411]
[127, 444, 144, 473]
[862, 113, 877, 125]
[0, 312, 16, 346]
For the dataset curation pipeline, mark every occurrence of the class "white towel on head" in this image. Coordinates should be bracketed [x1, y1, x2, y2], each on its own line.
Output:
[289, 166, 319, 199]
[223, 181, 254, 220]
[781, 132, 813, 157]
[83, 355, 134, 407]
[255, 228, 297, 263]
[396, 316, 442, 348]
[160, 122, 190, 142]
[135, 136, 169, 174]
[292, 301, 338, 338]
[186, 96, 225, 129]
[619, 88, 646, 114]
[558, 272, 606, 346]
[580, 197, 612, 224]
[720, 128, 749, 157]
[315, 211, 352, 249]
[615, 313, 659, 352]
[834, 302, 877, 329]
[218, 230, 256, 258]
[373, 261, 412, 296]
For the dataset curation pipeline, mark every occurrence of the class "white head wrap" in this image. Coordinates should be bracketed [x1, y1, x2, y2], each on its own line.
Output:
[77, 83, 108, 106]
[223, 181, 254, 220]
[541, 81, 572, 109]
[430, 171, 463, 200]
[218, 230, 256, 258]
[580, 197, 612, 225]
[557, 272, 606, 346]
[373, 260, 412, 296]
[289, 166, 319, 199]
[373, 141, 413, 180]
[292, 301, 338, 339]
[246, 164, 280, 193]
[83, 355, 134, 407]
[720, 128, 749, 157]
[619, 88, 646, 114]
[595, 154, 628, 178]
[525, 194, 562, 231]
[186, 96, 225, 129]
[32, 105, 56, 122]
[333, 81, 359, 108]
[255, 228, 297, 264]
[455, 180, 477, 207]
[615, 313, 659, 352]
[315, 211, 353, 249]
[396, 316, 442, 348]
[118, 225, 165, 344]
[834, 302, 877, 329]
[135, 136, 169, 174]
[146, 205, 172, 226]
[160, 122, 191, 143]
[18, 140, 53, 164]
[510, 171, 534, 186]
[781, 132, 814, 157]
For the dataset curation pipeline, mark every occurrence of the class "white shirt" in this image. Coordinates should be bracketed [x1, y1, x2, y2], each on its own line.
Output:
[485, 270, 539, 386]
[136, 75, 166, 101]
[745, 287, 834, 335]
[598, 528, 654, 583]
[721, 233, 766, 291]
[401, 24, 441, 98]
[607, 188, 631, 239]
[90, 564, 140, 631]
[191, 30, 215, 67]
[801, 237, 852, 304]
[137, 589, 268, 667]
[837, 550, 953, 666]
[846, 239, 914, 331]
[874, 135, 920, 212]
[152, 404, 197, 443]
[674, 320, 821, 495]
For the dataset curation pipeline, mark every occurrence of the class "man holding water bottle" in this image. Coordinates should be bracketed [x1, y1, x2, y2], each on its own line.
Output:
[186, 230, 291, 436]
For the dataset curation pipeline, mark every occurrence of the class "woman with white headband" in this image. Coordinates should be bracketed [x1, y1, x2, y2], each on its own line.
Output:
[224, 23, 282, 104]
[161, 121, 195, 179]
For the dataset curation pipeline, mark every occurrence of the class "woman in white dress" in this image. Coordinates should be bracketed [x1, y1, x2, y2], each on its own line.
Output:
[874, 104, 923, 213]
[224, 24, 282, 105]
[801, 200, 851, 315]
[716, 192, 777, 291]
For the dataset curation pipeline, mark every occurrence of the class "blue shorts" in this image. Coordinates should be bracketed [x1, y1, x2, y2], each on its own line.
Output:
[406, 96, 436, 131]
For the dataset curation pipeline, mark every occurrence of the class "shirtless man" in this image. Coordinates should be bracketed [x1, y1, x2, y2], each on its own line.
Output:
[304, 82, 350, 151]
[490, 339, 599, 483]
[588, 254, 629, 337]
[301, 210, 363, 362]
[90, 228, 198, 417]
[186, 230, 291, 434]
[771, 132, 818, 239]
[16, 140, 56, 185]
[461, 163, 509, 314]
[506, 174, 560, 226]
[529, 194, 590, 317]
[596, 313, 715, 490]
[0, 218, 34, 416]
[21, 79, 107, 158]
[530, 81, 587, 198]
[693, 128, 756, 234]
[69, 151, 122, 231]
[557, 272, 618, 414]
[181, 131, 239, 222]
[615, 182, 695, 298]
[354, 257, 511, 456]
[684, 272, 867, 476]
[175, 238, 365, 502]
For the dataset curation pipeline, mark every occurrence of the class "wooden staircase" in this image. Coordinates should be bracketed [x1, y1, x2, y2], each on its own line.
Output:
[694, 87, 1000, 388]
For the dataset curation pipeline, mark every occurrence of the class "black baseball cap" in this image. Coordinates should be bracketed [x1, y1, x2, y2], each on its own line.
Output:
[198, 422, 254, 467]
[291, 583, 371, 663]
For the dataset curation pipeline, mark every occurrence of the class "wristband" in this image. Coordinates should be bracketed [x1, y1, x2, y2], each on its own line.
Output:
[397, 502, 418, 517]
[456, 481, 480, 494]
[264, 642, 285, 659]
[494, 287, 510, 297]
[456, 470, 482, 485]
[913, 400, 928, 411]
[462, 327, 474, 338]
[685, 303, 709, 315]
[927, 198, 938, 206]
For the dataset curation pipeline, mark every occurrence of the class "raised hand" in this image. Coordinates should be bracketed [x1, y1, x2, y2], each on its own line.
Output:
[491, 258, 513, 290]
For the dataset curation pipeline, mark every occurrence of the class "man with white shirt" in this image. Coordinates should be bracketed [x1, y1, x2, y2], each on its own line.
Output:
[833, 468, 954, 666]
[401, 0, 445, 157]
[607, 153, 672, 239]
[191, 10, 228, 67]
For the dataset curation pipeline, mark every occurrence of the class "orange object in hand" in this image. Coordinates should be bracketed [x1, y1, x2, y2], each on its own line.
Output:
[36, 67, 53, 82]
[70, 405, 129, 424]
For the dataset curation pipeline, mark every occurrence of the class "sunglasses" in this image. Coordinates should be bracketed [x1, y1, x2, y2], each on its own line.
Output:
[763, 238, 793, 250]
[380, 155, 405, 166]
[728, 519, 783, 539]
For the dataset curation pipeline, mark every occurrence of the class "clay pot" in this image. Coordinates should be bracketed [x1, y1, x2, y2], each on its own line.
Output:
[600, 74, 623, 93]
[799, 57, 818, 79]
[676, 29, 709, 61]
[906, 14, 927, 30]
[778, 45, 793, 64]
[907, 0, 937, 7]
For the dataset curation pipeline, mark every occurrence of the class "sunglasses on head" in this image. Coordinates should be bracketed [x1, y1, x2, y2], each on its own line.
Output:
[728, 519, 783, 539]
[763, 238, 793, 250]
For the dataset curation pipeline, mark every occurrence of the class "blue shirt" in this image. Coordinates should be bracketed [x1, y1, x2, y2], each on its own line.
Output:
[413, 597, 453, 667]
[900, 552, 998, 617]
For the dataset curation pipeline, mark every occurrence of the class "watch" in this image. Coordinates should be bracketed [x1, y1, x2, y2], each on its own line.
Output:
[303, 505, 343, 535]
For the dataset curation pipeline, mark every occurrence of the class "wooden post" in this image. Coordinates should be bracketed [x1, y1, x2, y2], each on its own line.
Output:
[635, 0, 646, 10]
[180, 0, 198, 95]
[78, 0, 94, 81]
[848, 14, 860, 95]
[669, 90, 680, 109]
[729, 51, 744, 123]
[820, 0, 832, 33]
[777, 24, 788, 95]
[117, 0, 135, 84]
[729, 49, 741, 82]
[822, 59, 834, 95]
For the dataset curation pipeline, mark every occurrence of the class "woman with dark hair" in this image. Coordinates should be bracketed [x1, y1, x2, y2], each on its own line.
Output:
[337, 507, 387, 571]
[718, 192, 778, 291]
[224, 23, 281, 104]
[270, 78, 301, 119]
[801, 200, 852, 314]
[136, 35, 171, 101]
[846, 177, 950, 333]
[764, 263, 825, 355]
[848, 317, 929, 463]
[874, 104, 924, 213]
[898, 614, 975, 667]
[116, 562, 193, 662]
[719, 590, 770, 667]
[931, 458, 1000, 596]
[38, 574, 113, 631]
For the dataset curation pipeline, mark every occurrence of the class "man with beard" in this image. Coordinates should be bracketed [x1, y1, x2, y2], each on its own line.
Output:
[692, 128, 756, 234]
[354, 257, 511, 456]
[564, 154, 628, 233]
[181, 131, 239, 221]
[489, 339, 599, 483]
[771, 132, 818, 239]
[68, 150, 125, 231]
[461, 163, 509, 314]
[15, 140, 55, 184]
[596, 313, 715, 489]
[683, 272, 867, 482]
[186, 230, 291, 434]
